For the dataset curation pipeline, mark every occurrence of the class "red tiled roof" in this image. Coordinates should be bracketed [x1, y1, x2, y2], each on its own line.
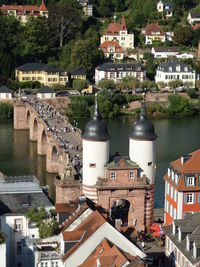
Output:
[164, 149, 200, 191]
[100, 40, 123, 53]
[1, 2, 48, 12]
[79, 239, 129, 267]
[55, 203, 77, 213]
[62, 210, 106, 262]
[103, 16, 127, 35]
[62, 230, 84, 241]
[144, 23, 165, 36]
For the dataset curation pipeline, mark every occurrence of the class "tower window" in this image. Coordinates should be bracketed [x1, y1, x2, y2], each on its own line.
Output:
[129, 171, 135, 179]
[148, 162, 152, 166]
[110, 172, 116, 179]
[89, 163, 96, 168]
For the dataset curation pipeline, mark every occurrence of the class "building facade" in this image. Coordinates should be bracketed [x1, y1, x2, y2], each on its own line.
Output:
[0, 1, 48, 24]
[155, 61, 196, 87]
[0, 175, 53, 267]
[152, 47, 180, 58]
[16, 63, 68, 87]
[164, 213, 200, 267]
[100, 16, 134, 50]
[81, 98, 157, 231]
[164, 149, 200, 227]
[188, 12, 200, 25]
[157, 1, 173, 18]
[37, 86, 56, 99]
[95, 63, 146, 84]
[100, 40, 124, 61]
[0, 86, 13, 100]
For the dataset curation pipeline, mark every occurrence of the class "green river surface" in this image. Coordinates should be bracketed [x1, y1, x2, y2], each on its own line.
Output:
[1, 115, 200, 208]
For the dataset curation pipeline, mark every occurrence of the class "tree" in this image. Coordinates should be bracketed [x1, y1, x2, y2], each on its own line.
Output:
[0, 15, 22, 79]
[39, 219, 59, 238]
[70, 38, 104, 78]
[72, 79, 89, 92]
[173, 25, 193, 46]
[48, 2, 82, 47]
[168, 80, 183, 89]
[98, 79, 115, 90]
[22, 17, 49, 62]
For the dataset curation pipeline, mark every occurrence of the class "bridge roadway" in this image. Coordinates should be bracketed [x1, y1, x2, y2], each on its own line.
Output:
[14, 97, 82, 176]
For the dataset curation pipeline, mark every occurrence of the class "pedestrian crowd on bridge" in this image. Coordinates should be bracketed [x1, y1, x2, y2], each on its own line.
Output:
[23, 97, 82, 177]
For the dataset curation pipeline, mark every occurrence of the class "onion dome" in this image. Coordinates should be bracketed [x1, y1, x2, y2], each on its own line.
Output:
[129, 100, 157, 141]
[82, 95, 109, 141]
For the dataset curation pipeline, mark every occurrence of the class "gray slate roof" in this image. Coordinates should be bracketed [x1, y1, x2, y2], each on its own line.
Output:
[70, 67, 87, 76]
[164, 213, 200, 265]
[153, 46, 179, 53]
[0, 86, 13, 93]
[0, 175, 53, 215]
[157, 61, 193, 73]
[97, 63, 145, 72]
[17, 63, 64, 73]
[38, 86, 54, 94]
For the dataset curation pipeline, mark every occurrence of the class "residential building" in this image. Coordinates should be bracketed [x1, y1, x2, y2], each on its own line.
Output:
[157, 1, 173, 18]
[59, 196, 146, 266]
[15, 63, 68, 87]
[100, 40, 124, 60]
[163, 149, 200, 227]
[70, 67, 87, 80]
[155, 61, 196, 87]
[37, 86, 56, 99]
[100, 16, 134, 50]
[95, 63, 146, 84]
[188, 12, 200, 25]
[0, 175, 53, 267]
[0, 86, 13, 99]
[164, 213, 200, 267]
[0, 1, 48, 24]
[81, 99, 157, 231]
[176, 53, 194, 60]
[152, 47, 180, 58]
[22, 236, 62, 267]
[142, 23, 166, 45]
[78, 0, 93, 16]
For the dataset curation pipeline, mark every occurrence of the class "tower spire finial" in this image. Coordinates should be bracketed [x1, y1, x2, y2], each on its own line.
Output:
[93, 93, 100, 119]
[140, 93, 146, 118]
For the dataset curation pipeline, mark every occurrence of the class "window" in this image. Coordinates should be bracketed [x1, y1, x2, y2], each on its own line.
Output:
[17, 241, 21, 255]
[169, 67, 172, 72]
[148, 162, 152, 166]
[129, 171, 135, 179]
[110, 172, 116, 179]
[186, 193, 193, 204]
[171, 186, 173, 199]
[89, 163, 96, 168]
[15, 219, 22, 231]
[187, 177, 195, 186]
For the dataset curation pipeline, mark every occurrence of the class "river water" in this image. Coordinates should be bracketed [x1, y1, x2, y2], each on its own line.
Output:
[1, 116, 200, 207]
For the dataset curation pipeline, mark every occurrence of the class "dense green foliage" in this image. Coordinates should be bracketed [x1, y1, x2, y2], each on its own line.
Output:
[0, 231, 6, 244]
[0, 103, 13, 119]
[72, 79, 90, 91]
[168, 94, 196, 116]
[27, 207, 59, 238]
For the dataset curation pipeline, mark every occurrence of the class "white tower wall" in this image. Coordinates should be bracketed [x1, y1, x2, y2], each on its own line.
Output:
[129, 139, 156, 184]
[82, 139, 109, 186]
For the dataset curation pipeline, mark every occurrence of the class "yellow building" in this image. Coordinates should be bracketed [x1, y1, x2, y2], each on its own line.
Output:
[16, 63, 68, 87]
[143, 23, 166, 45]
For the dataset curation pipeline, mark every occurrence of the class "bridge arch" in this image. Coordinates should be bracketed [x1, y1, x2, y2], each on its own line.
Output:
[26, 110, 30, 128]
[30, 117, 38, 141]
[52, 145, 59, 162]
[37, 129, 48, 155]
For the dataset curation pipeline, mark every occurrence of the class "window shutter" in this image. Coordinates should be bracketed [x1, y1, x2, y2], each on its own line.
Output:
[184, 194, 187, 204]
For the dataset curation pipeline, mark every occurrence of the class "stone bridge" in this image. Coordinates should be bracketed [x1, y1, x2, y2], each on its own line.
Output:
[13, 100, 82, 176]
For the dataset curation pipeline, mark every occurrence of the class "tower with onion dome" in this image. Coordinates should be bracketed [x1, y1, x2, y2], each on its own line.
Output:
[129, 100, 157, 184]
[82, 95, 110, 202]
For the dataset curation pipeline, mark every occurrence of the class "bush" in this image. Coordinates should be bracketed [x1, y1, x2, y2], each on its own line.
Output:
[168, 94, 195, 116]
[98, 79, 115, 90]
[0, 103, 13, 119]
[72, 79, 89, 92]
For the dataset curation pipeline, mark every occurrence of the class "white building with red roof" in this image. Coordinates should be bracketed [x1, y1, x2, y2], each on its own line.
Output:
[100, 16, 134, 50]
[142, 23, 166, 45]
[164, 149, 200, 227]
[99, 40, 124, 60]
[0, 1, 48, 24]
